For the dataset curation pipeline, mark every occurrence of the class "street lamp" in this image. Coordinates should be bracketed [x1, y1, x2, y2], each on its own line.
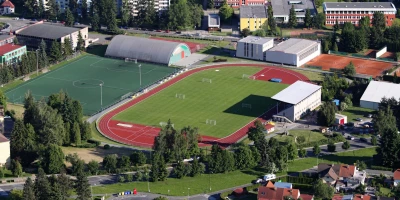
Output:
[138, 64, 142, 87]
[99, 83, 103, 109]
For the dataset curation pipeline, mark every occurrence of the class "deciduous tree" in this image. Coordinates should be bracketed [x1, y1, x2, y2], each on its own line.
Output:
[342, 140, 350, 149]
[317, 102, 337, 126]
[103, 154, 118, 173]
[219, 0, 234, 23]
[314, 179, 334, 199]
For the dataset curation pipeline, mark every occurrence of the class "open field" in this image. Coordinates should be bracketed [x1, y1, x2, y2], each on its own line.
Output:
[61, 146, 132, 163]
[306, 54, 393, 77]
[92, 147, 377, 196]
[339, 106, 374, 122]
[4, 55, 176, 115]
[274, 129, 327, 144]
[291, 69, 325, 82]
[113, 67, 287, 138]
[6, 104, 24, 119]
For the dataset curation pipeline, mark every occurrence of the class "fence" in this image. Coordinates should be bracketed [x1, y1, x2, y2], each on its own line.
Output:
[351, 53, 370, 59]
[377, 57, 395, 62]
[329, 50, 348, 56]
[376, 46, 387, 58]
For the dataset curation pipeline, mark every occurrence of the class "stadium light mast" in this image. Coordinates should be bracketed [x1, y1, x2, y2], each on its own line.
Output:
[138, 64, 142, 86]
[36, 49, 39, 76]
[100, 83, 103, 109]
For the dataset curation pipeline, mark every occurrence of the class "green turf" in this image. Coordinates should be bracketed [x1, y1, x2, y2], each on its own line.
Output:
[4, 55, 176, 115]
[113, 67, 287, 138]
[339, 106, 374, 122]
[274, 129, 327, 144]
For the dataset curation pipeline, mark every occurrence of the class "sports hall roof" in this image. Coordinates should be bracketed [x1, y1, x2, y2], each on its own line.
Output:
[272, 81, 321, 105]
[267, 38, 319, 56]
[360, 81, 400, 103]
[105, 35, 189, 65]
[16, 23, 81, 40]
[239, 36, 274, 45]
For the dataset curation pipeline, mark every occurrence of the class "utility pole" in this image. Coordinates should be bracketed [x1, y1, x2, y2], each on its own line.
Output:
[100, 83, 103, 109]
[36, 49, 39, 76]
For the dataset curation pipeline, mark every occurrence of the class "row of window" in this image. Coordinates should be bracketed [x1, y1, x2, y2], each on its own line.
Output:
[325, 10, 394, 14]
[327, 15, 369, 19]
[299, 45, 318, 61]
[295, 98, 319, 118]
[326, 20, 391, 24]
[5, 48, 26, 59]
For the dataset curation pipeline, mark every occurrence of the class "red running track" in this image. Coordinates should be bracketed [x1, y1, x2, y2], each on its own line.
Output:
[97, 64, 310, 149]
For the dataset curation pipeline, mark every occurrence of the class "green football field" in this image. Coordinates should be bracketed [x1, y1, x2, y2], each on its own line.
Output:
[113, 67, 288, 138]
[5, 55, 176, 115]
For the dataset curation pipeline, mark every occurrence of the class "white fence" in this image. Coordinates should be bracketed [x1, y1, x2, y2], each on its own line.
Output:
[376, 46, 387, 58]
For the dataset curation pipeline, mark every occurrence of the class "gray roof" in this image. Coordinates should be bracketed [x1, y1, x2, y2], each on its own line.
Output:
[0, 35, 14, 41]
[267, 38, 319, 56]
[272, 81, 321, 105]
[240, 6, 267, 18]
[238, 36, 274, 45]
[105, 35, 189, 65]
[360, 81, 400, 103]
[271, 0, 316, 16]
[16, 24, 81, 40]
[324, 2, 396, 10]
[208, 14, 220, 27]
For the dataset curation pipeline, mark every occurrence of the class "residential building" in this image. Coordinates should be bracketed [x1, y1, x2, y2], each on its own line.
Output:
[214, 0, 267, 8]
[393, 169, 400, 186]
[0, 34, 15, 45]
[208, 14, 220, 31]
[323, 2, 397, 26]
[318, 163, 366, 191]
[271, 0, 316, 23]
[236, 36, 274, 60]
[0, 43, 26, 65]
[258, 181, 301, 200]
[272, 81, 321, 122]
[15, 21, 89, 50]
[0, 0, 14, 15]
[265, 38, 321, 67]
[116, 0, 170, 16]
[0, 133, 10, 167]
[360, 81, 400, 110]
[239, 5, 268, 31]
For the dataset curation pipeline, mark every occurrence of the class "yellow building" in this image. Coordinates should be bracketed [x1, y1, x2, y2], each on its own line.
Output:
[239, 5, 268, 31]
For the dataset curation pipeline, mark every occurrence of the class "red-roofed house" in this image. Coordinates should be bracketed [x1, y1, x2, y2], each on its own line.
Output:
[0, 43, 26, 65]
[299, 194, 314, 200]
[265, 124, 275, 133]
[0, 133, 10, 167]
[257, 182, 301, 200]
[393, 169, 400, 186]
[0, 0, 14, 15]
[318, 163, 366, 191]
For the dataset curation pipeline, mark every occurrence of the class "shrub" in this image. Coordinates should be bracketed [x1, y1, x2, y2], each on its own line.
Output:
[104, 144, 111, 149]
[76, 143, 97, 148]
[327, 141, 336, 152]
[87, 139, 101, 146]
[245, 183, 261, 192]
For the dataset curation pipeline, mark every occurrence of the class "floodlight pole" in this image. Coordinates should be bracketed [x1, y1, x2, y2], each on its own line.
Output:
[100, 83, 103, 109]
[139, 64, 142, 86]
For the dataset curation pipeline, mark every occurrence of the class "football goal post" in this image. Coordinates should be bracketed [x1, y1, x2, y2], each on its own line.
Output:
[160, 122, 174, 128]
[175, 93, 186, 99]
[121, 92, 134, 100]
[125, 58, 137, 64]
[206, 119, 217, 125]
[202, 78, 212, 83]
[242, 103, 252, 109]
[242, 74, 255, 80]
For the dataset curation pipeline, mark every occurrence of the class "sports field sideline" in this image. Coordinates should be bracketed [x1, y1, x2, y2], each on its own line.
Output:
[5, 55, 176, 115]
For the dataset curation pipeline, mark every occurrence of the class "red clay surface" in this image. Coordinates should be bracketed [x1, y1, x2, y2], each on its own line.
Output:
[252, 67, 310, 84]
[364, 49, 395, 59]
[150, 37, 206, 53]
[98, 64, 310, 148]
[306, 54, 394, 77]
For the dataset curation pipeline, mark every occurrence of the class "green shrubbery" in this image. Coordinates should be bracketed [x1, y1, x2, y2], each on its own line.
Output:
[297, 133, 345, 149]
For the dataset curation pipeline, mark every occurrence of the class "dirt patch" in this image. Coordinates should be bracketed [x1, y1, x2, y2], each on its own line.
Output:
[290, 29, 331, 37]
[62, 146, 132, 163]
[7, 104, 24, 119]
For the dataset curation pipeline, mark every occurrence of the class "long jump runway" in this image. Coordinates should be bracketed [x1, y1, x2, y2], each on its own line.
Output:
[98, 64, 310, 148]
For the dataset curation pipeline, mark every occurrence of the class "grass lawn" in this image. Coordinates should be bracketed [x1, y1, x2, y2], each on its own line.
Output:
[92, 147, 377, 196]
[291, 69, 325, 82]
[6, 103, 24, 119]
[339, 106, 374, 122]
[379, 187, 392, 196]
[274, 129, 327, 145]
[113, 67, 287, 138]
[61, 146, 132, 163]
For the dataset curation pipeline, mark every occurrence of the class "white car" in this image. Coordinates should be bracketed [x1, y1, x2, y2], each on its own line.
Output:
[263, 174, 276, 181]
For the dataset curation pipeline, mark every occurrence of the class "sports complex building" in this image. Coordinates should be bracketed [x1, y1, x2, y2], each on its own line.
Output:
[360, 80, 400, 110]
[272, 81, 321, 122]
[236, 36, 274, 60]
[105, 35, 191, 66]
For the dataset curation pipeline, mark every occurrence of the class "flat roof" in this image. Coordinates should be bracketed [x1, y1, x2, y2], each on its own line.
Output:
[16, 24, 81, 40]
[208, 14, 220, 27]
[0, 43, 24, 56]
[240, 5, 267, 18]
[360, 81, 400, 104]
[0, 35, 14, 41]
[271, 0, 316, 16]
[238, 36, 274, 45]
[272, 81, 321, 105]
[267, 38, 319, 56]
[324, 2, 396, 10]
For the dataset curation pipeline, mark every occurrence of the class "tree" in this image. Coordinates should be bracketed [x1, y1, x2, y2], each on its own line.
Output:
[34, 168, 51, 200]
[340, 102, 348, 111]
[313, 13, 326, 29]
[297, 136, 306, 144]
[356, 160, 367, 171]
[76, 31, 85, 52]
[253, 29, 266, 37]
[327, 141, 336, 152]
[304, 9, 312, 28]
[13, 37, 19, 45]
[372, 11, 386, 32]
[332, 42, 338, 51]
[39, 40, 49, 69]
[64, 8, 75, 27]
[42, 144, 65, 174]
[317, 102, 337, 126]
[142, 0, 157, 29]
[234, 144, 256, 169]
[48, 175, 62, 200]
[90, 12, 101, 31]
[72, 122, 81, 145]
[130, 151, 147, 166]
[81, 0, 88, 20]
[22, 177, 36, 200]
[0, 91, 6, 111]
[342, 140, 350, 150]
[299, 148, 306, 158]
[10, 190, 23, 200]
[75, 171, 91, 200]
[103, 154, 117, 173]
[117, 155, 131, 169]
[150, 152, 168, 181]
[126, 174, 133, 182]
[208, 0, 214, 9]
[333, 19, 339, 32]
[80, 121, 91, 141]
[63, 38, 73, 57]
[314, 180, 334, 200]
[355, 184, 366, 195]
[37, 0, 45, 18]
[174, 161, 186, 179]
[219, 0, 234, 22]
[371, 135, 377, 146]
[46, 0, 59, 19]
[313, 144, 321, 156]
[241, 28, 251, 37]
[287, 142, 298, 160]
[359, 17, 370, 30]
[267, 5, 277, 34]
[58, 171, 72, 199]
[66, 154, 85, 176]
[288, 5, 297, 28]
[10, 120, 37, 167]
[11, 159, 23, 177]
[190, 157, 205, 177]
[377, 126, 400, 168]
[49, 41, 62, 62]
[343, 61, 356, 76]
[87, 160, 99, 175]
[314, 0, 323, 8]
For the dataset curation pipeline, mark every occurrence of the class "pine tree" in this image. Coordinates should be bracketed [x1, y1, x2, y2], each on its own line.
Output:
[42, 144, 65, 174]
[208, 0, 214, 9]
[64, 7, 75, 27]
[72, 122, 81, 145]
[13, 37, 19, 45]
[120, 0, 131, 26]
[76, 31, 85, 52]
[58, 171, 72, 199]
[34, 168, 51, 200]
[11, 159, 23, 177]
[333, 42, 338, 51]
[46, 0, 59, 19]
[81, 0, 88, 20]
[75, 171, 91, 200]
[48, 175, 62, 200]
[267, 5, 276, 34]
[39, 40, 48, 69]
[288, 5, 297, 28]
[63, 38, 73, 56]
[22, 177, 36, 200]
[304, 9, 312, 28]
[37, 0, 45, 18]
[143, 0, 157, 29]
[50, 41, 62, 62]
[80, 121, 91, 141]
[90, 12, 101, 31]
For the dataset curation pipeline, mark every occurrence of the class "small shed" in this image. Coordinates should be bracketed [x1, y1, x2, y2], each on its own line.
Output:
[332, 99, 340, 106]
[264, 124, 275, 133]
[335, 113, 347, 125]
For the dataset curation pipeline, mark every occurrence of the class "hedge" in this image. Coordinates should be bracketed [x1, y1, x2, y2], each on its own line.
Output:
[245, 183, 261, 192]
[371, 165, 392, 171]
[76, 143, 97, 148]
[287, 176, 315, 184]
[87, 139, 101, 146]
[292, 183, 313, 191]
[298, 133, 345, 149]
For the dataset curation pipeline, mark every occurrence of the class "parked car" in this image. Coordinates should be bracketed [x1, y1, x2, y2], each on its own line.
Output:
[356, 118, 363, 122]
[252, 178, 263, 184]
[347, 136, 355, 140]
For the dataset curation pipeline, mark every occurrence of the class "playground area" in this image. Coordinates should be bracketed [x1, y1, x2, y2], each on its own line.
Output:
[305, 54, 394, 77]
[5, 55, 176, 115]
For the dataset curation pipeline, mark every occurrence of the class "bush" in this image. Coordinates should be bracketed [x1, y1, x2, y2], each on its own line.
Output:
[75, 143, 97, 148]
[104, 144, 111, 149]
[87, 139, 101, 146]
[327, 141, 336, 152]
[298, 133, 345, 149]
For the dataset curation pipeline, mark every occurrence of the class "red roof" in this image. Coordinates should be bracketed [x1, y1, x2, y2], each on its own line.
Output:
[0, 43, 24, 56]
[354, 194, 371, 200]
[338, 164, 356, 178]
[300, 194, 313, 200]
[1, 0, 14, 8]
[258, 187, 300, 200]
[265, 124, 275, 130]
[332, 194, 343, 200]
[393, 169, 400, 180]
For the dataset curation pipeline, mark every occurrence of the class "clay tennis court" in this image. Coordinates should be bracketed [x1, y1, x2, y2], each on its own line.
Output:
[98, 64, 310, 148]
[150, 37, 206, 53]
[306, 54, 394, 77]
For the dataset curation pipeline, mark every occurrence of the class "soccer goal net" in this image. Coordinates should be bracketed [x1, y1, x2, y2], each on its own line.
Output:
[121, 92, 134, 100]
[242, 103, 252, 109]
[160, 122, 174, 128]
[125, 58, 137, 63]
[206, 119, 217, 125]
[175, 93, 186, 99]
[202, 78, 212, 83]
[242, 74, 255, 80]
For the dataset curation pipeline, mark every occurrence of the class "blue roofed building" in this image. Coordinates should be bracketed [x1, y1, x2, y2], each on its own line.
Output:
[273, 182, 292, 189]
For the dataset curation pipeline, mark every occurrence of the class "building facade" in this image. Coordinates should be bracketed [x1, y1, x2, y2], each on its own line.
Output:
[239, 6, 268, 31]
[214, 0, 266, 8]
[323, 2, 397, 26]
[360, 80, 400, 110]
[0, 0, 15, 15]
[271, 0, 316, 23]
[236, 36, 273, 60]
[116, 0, 170, 16]
[0, 44, 26, 65]
[0, 133, 10, 167]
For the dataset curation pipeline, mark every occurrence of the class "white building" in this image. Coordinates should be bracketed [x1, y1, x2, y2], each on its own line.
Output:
[236, 36, 274, 61]
[265, 38, 321, 67]
[208, 14, 220, 30]
[0, 134, 10, 167]
[0, 0, 15, 15]
[360, 81, 400, 110]
[272, 81, 321, 122]
[116, 0, 170, 16]
[271, 0, 316, 23]
[335, 113, 347, 125]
